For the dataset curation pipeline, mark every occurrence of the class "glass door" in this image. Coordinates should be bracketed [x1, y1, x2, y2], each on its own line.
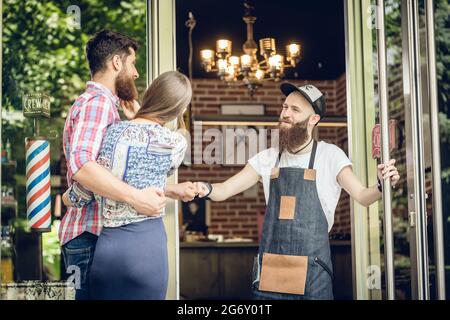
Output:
[346, 0, 449, 300]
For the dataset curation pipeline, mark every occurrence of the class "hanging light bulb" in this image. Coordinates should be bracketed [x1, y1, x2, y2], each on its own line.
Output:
[287, 43, 301, 66]
[225, 65, 236, 81]
[240, 54, 252, 69]
[200, 49, 215, 71]
[229, 56, 240, 66]
[217, 59, 228, 75]
[201, 49, 214, 60]
[216, 39, 232, 55]
[268, 54, 283, 70]
[259, 38, 276, 57]
[287, 43, 300, 58]
[255, 69, 265, 80]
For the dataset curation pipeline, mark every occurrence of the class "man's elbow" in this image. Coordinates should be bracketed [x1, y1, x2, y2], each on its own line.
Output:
[359, 200, 371, 208]
[353, 191, 372, 208]
[70, 150, 95, 176]
[71, 161, 95, 183]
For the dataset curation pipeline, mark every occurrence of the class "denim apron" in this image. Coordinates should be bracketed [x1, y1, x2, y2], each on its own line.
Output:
[252, 141, 334, 300]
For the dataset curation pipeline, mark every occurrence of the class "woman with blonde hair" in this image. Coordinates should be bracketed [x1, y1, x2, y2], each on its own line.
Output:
[66, 71, 193, 299]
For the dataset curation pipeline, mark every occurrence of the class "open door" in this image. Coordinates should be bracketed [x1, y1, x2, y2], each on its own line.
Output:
[346, 0, 447, 300]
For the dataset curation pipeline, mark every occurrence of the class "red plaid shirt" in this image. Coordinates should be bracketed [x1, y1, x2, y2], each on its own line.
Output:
[59, 81, 121, 246]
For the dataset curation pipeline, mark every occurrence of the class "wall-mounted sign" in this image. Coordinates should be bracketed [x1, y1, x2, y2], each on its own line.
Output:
[22, 93, 51, 118]
[220, 104, 265, 116]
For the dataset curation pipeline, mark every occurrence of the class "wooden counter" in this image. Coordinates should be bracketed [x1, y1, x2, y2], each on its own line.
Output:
[180, 241, 259, 248]
[180, 241, 258, 300]
[179, 240, 352, 300]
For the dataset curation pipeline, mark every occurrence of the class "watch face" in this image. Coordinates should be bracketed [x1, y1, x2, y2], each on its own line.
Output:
[68, 191, 77, 203]
[69, 189, 86, 208]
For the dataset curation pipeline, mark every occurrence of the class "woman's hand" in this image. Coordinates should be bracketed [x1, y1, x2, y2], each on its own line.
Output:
[165, 182, 198, 202]
[377, 159, 400, 187]
[130, 187, 166, 216]
[121, 99, 141, 120]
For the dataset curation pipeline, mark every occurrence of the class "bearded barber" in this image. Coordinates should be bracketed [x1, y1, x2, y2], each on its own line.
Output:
[195, 83, 400, 300]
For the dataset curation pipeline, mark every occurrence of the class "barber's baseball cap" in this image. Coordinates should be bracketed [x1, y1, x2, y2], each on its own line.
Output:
[280, 83, 326, 120]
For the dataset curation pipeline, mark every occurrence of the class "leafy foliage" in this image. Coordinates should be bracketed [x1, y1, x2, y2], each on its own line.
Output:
[2, 0, 147, 280]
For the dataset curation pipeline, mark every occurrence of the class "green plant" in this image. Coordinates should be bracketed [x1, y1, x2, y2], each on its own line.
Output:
[42, 221, 62, 280]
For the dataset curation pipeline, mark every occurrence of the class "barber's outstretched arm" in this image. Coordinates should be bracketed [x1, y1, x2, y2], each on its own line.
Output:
[337, 159, 399, 207]
[73, 161, 166, 215]
[195, 164, 260, 202]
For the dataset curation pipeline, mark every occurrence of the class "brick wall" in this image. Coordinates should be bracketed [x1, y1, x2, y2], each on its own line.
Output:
[179, 73, 351, 240]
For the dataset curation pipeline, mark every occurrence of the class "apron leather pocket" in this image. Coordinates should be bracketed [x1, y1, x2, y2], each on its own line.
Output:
[279, 196, 296, 220]
[304, 169, 316, 181]
[259, 253, 308, 295]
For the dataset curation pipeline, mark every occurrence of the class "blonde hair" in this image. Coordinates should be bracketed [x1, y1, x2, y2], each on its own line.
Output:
[134, 71, 192, 129]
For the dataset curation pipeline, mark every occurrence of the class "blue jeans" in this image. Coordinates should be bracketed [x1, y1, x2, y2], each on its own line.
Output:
[62, 232, 98, 300]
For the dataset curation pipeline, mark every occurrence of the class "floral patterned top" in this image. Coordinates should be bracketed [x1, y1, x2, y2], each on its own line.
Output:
[68, 121, 187, 228]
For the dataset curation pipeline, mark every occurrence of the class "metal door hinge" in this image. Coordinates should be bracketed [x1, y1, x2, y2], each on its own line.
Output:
[409, 211, 416, 227]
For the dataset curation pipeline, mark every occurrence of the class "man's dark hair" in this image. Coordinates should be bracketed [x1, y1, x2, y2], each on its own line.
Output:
[86, 29, 139, 75]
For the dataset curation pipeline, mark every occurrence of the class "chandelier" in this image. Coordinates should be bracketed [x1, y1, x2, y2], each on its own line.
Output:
[200, 1, 301, 97]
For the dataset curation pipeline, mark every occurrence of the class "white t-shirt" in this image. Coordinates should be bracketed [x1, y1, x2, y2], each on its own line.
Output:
[248, 141, 352, 232]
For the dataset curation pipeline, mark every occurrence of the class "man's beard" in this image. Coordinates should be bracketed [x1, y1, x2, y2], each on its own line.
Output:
[278, 118, 310, 153]
[115, 68, 138, 101]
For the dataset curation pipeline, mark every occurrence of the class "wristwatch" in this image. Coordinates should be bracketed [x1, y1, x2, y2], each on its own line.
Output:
[203, 182, 213, 200]
[68, 187, 85, 208]
[68, 184, 94, 208]
[377, 178, 382, 193]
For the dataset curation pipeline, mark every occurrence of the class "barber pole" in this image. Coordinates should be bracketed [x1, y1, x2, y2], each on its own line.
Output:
[26, 139, 51, 230]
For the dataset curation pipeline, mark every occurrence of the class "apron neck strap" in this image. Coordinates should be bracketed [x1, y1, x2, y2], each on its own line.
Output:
[275, 140, 318, 169]
[308, 140, 318, 169]
[275, 151, 281, 168]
